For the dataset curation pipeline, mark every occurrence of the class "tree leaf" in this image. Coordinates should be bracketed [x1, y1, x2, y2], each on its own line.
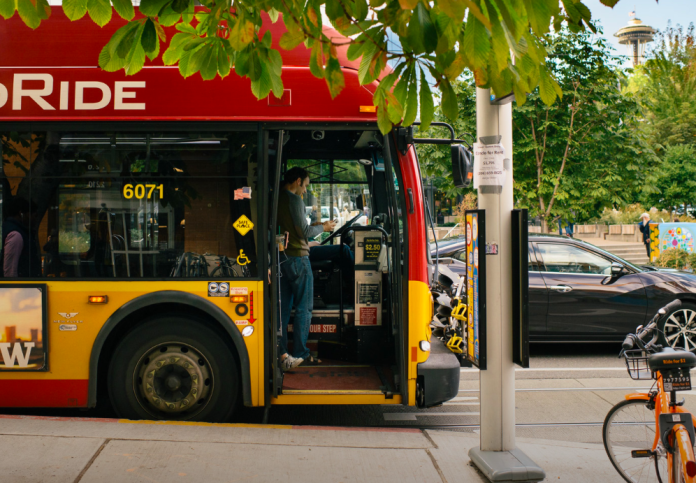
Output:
[521, 0, 557, 35]
[353, 0, 368, 21]
[141, 18, 158, 54]
[99, 21, 136, 71]
[376, 102, 392, 134]
[436, 0, 464, 22]
[17, 0, 41, 29]
[279, 25, 304, 51]
[267, 48, 283, 76]
[408, 2, 437, 54]
[403, 69, 418, 126]
[86, 0, 111, 27]
[199, 43, 219, 80]
[176, 22, 196, 34]
[419, 68, 434, 130]
[0, 0, 16, 20]
[462, 4, 490, 72]
[158, 4, 181, 26]
[251, 64, 273, 99]
[162, 32, 191, 65]
[111, 0, 134, 20]
[123, 23, 146, 75]
[538, 65, 560, 105]
[393, 64, 411, 106]
[171, 0, 188, 13]
[117, 22, 140, 58]
[36, 0, 50, 20]
[398, 0, 418, 10]
[309, 39, 325, 79]
[139, 0, 168, 17]
[440, 78, 458, 121]
[229, 18, 255, 51]
[325, 57, 345, 98]
[443, 52, 466, 80]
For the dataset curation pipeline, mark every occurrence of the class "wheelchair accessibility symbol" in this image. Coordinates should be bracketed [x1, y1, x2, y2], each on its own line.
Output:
[237, 250, 250, 266]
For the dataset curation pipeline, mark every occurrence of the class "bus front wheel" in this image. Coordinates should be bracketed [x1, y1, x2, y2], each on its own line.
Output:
[108, 316, 239, 422]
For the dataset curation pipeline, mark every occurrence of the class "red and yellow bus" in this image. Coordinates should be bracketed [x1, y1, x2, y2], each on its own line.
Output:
[0, 8, 461, 421]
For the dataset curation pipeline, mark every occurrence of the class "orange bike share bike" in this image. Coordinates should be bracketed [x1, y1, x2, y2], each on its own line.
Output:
[604, 300, 696, 483]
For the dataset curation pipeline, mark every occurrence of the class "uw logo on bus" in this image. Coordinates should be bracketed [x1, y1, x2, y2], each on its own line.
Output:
[0, 343, 35, 368]
[0, 74, 146, 111]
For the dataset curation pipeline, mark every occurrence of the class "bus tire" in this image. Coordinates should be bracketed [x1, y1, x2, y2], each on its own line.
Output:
[107, 316, 239, 422]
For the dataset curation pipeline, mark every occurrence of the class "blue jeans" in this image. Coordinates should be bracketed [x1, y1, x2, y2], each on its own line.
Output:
[279, 256, 313, 360]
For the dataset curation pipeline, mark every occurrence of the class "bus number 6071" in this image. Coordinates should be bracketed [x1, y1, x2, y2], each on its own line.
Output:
[123, 183, 164, 200]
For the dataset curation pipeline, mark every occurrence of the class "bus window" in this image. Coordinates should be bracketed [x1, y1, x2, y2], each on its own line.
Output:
[286, 159, 371, 244]
[0, 129, 259, 279]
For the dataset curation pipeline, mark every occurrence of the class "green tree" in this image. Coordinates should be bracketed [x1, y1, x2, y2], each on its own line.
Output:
[643, 144, 696, 211]
[415, 79, 476, 200]
[630, 23, 696, 153]
[0, 0, 626, 133]
[513, 27, 653, 230]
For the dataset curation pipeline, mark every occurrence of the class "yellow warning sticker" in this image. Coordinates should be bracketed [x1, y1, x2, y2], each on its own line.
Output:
[233, 215, 254, 236]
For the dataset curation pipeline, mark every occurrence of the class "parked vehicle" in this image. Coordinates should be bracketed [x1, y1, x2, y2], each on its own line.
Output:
[430, 234, 696, 348]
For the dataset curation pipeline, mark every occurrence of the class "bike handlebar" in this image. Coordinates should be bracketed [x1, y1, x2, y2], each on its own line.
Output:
[624, 299, 682, 352]
[662, 299, 682, 315]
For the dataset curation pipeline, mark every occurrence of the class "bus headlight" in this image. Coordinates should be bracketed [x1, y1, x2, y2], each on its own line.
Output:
[419, 341, 431, 352]
[242, 326, 254, 337]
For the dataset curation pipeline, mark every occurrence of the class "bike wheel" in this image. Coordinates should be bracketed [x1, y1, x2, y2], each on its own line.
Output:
[603, 399, 668, 483]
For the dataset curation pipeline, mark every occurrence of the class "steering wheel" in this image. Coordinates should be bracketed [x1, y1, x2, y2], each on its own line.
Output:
[320, 213, 363, 245]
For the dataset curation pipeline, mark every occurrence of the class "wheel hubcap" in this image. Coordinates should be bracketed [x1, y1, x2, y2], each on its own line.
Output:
[135, 343, 212, 418]
[664, 309, 696, 352]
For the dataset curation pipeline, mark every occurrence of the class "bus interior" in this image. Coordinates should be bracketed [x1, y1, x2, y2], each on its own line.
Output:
[270, 128, 405, 398]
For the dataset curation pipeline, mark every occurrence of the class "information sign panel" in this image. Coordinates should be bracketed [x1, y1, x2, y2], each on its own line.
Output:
[465, 210, 487, 370]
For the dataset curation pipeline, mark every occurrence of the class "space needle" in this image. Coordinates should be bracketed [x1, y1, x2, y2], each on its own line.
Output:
[614, 11, 656, 67]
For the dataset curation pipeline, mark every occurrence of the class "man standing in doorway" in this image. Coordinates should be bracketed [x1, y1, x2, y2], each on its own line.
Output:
[278, 167, 336, 370]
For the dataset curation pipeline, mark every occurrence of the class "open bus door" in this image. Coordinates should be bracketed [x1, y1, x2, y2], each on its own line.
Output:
[382, 139, 407, 402]
[266, 130, 285, 402]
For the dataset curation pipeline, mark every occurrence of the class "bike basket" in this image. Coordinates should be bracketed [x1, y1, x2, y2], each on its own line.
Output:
[624, 350, 655, 380]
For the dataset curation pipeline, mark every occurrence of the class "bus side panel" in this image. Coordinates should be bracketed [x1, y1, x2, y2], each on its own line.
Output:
[0, 380, 89, 407]
[0, 281, 261, 409]
[396, 147, 433, 405]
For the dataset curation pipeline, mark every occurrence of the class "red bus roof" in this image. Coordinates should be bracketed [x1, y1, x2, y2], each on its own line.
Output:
[0, 7, 378, 122]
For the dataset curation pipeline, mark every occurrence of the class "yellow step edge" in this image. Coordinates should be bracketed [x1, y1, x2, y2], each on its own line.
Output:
[281, 389, 385, 395]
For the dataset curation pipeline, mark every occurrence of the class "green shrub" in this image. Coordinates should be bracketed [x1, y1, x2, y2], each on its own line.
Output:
[655, 248, 690, 270]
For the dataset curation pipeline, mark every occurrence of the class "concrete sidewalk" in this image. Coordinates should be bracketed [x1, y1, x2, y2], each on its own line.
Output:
[0, 415, 624, 482]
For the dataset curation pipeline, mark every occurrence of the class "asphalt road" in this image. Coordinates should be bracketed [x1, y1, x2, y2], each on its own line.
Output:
[8, 342, 680, 448]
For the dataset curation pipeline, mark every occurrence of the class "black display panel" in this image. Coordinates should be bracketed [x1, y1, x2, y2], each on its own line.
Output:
[512, 209, 530, 368]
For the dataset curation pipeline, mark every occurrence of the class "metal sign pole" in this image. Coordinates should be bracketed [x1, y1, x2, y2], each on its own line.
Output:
[468, 88, 544, 482]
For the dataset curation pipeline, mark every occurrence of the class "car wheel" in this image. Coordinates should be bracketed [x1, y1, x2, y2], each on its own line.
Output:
[658, 302, 696, 352]
[108, 316, 239, 422]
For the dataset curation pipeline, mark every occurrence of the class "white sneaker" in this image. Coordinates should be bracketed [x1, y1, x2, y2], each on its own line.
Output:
[282, 356, 303, 371]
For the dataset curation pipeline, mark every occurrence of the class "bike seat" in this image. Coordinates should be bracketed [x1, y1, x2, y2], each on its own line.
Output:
[648, 350, 696, 371]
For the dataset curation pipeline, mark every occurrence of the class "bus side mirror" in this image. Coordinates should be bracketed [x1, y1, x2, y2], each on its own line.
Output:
[452, 144, 473, 188]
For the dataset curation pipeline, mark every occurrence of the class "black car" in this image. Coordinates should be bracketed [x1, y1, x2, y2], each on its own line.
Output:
[430, 234, 696, 349]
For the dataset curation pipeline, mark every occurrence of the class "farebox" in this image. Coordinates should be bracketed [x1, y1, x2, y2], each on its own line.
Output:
[354, 230, 384, 327]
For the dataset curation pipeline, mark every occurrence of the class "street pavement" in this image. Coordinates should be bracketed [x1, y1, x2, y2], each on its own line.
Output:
[1, 344, 686, 482]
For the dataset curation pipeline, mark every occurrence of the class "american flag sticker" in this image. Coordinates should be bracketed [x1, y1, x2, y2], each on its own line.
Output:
[234, 187, 252, 200]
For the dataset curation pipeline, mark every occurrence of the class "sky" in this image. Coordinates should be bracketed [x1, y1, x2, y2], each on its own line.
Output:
[585, 0, 695, 63]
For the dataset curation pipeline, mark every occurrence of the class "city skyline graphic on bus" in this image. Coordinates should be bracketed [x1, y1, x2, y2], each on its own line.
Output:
[0, 287, 44, 370]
